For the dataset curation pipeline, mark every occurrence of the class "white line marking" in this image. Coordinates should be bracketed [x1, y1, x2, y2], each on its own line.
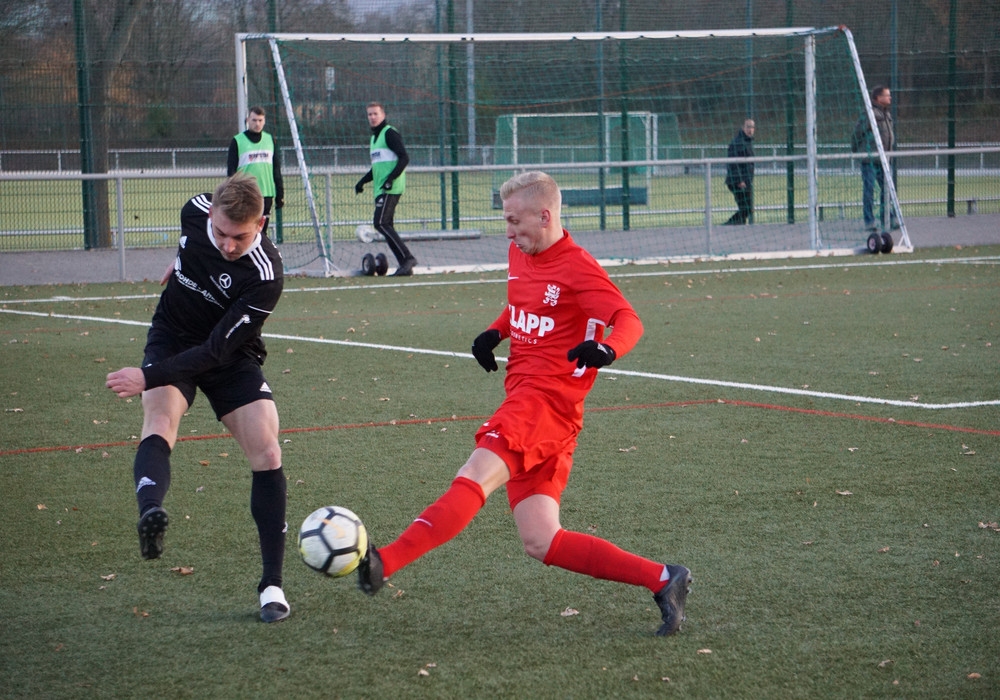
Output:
[5, 307, 995, 411]
[3, 254, 998, 305]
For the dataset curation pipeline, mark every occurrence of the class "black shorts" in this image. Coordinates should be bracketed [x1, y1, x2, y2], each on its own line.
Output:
[143, 327, 274, 421]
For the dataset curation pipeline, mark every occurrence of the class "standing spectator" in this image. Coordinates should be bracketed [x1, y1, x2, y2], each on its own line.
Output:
[227, 106, 284, 236]
[355, 171, 692, 637]
[852, 86, 896, 231]
[355, 102, 417, 276]
[724, 119, 755, 225]
[105, 174, 291, 624]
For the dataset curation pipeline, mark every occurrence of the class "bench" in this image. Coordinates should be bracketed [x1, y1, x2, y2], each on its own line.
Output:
[492, 186, 648, 209]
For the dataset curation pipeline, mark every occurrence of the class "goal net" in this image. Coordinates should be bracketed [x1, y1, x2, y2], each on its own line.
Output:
[237, 27, 909, 276]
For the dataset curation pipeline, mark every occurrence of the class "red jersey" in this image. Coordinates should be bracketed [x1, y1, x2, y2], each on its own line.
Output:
[488, 230, 643, 410]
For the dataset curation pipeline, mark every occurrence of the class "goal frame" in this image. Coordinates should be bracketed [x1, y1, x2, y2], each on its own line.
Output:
[235, 28, 910, 276]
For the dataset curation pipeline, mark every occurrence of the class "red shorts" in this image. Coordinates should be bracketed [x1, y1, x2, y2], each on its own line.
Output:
[474, 385, 583, 509]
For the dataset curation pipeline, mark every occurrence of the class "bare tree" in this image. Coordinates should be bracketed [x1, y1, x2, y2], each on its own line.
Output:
[75, 0, 149, 248]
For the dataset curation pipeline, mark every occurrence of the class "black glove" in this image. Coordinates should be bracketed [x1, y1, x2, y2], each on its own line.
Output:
[355, 181, 365, 194]
[567, 340, 616, 369]
[381, 179, 394, 191]
[471, 329, 502, 372]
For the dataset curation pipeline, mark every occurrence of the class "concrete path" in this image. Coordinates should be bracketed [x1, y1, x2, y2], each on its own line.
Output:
[1, 214, 996, 287]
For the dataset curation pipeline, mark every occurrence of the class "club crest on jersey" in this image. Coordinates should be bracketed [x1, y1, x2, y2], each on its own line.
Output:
[508, 304, 554, 337]
[543, 284, 560, 307]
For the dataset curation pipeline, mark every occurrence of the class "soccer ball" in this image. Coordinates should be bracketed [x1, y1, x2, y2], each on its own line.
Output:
[298, 506, 368, 577]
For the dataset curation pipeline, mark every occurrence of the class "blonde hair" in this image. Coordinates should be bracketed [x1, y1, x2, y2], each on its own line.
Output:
[499, 171, 562, 213]
[213, 174, 264, 224]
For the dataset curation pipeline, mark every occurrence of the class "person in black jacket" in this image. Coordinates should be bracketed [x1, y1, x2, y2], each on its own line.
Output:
[851, 86, 896, 231]
[105, 174, 291, 624]
[724, 119, 755, 225]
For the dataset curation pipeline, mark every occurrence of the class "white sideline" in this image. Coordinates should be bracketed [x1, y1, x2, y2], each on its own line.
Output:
[4, 254, 998, 305]
[2, 306, 997, 411]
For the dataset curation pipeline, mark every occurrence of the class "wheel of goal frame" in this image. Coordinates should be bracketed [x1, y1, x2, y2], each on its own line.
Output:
[880, 232, 894, 254]
[374, 253, 388, 276]
[361, 253, 377, 276]
[866, 232, 881, 254]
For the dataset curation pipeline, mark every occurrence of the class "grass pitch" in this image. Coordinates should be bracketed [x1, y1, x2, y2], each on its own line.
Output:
[1, 246, 998, 698]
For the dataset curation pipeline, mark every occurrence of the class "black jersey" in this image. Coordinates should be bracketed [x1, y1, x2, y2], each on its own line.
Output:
[142, 193, 284, 390]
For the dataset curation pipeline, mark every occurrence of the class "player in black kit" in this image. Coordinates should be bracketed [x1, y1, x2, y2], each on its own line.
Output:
[106, 174, 291, 623]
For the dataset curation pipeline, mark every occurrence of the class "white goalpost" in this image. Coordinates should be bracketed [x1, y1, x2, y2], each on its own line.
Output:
[236, 27, 910, 277]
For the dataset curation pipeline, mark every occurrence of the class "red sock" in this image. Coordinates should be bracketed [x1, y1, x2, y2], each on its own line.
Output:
[542, 529, 667, 593]
[380, 476, 486, 578]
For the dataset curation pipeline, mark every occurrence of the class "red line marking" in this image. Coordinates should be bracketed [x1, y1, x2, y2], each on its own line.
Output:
[719, 399, 1000, 436]
[2, 398, 994, 456]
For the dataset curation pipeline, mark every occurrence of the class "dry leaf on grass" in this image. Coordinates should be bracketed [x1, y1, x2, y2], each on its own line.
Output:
[697, 649, 712, 655]
[101, 574, 116, 581]
[170, 566, 194, 575]
[878, 659, 893, 668]
[836, 490, 853, 496]
[561, 607, 580, 617]
[968, 673, 981, 679]
[978, 521, 999, 532]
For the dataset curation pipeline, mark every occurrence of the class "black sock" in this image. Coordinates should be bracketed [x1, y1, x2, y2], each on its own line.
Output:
[134, 434, 171, 516]
[251, 468, 287, 593]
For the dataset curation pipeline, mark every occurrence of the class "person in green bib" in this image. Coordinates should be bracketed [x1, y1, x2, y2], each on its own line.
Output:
[355, 102, 417, 276]
[227, 106, 284, 236]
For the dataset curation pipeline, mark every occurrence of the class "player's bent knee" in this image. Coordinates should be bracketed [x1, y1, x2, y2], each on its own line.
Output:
[248, 442, 282, 472]
[520, 532, 555, 561]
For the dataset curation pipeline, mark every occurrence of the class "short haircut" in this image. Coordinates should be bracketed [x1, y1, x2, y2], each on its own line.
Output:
[367, 101, 384, 111]
[499, 171, 562, 211]
[248, 106, 266, 118]
[213, 174, 264, 224]
[871, 85, 888, 100]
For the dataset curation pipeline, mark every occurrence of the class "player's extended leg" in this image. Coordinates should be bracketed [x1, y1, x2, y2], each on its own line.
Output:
[134, 385, 187, 559]
[222, 399, 289, 622]
[358, 447, 508, 595]
[515, 494, 692, 636]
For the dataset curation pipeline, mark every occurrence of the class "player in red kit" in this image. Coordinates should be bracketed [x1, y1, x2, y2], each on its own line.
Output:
[357, 171, 691, 636]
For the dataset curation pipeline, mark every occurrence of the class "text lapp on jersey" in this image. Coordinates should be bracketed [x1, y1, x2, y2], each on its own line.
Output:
[508, 304, 554, 345]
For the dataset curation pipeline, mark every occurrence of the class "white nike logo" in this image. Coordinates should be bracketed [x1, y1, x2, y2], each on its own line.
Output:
[508, 275, 518, 281]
